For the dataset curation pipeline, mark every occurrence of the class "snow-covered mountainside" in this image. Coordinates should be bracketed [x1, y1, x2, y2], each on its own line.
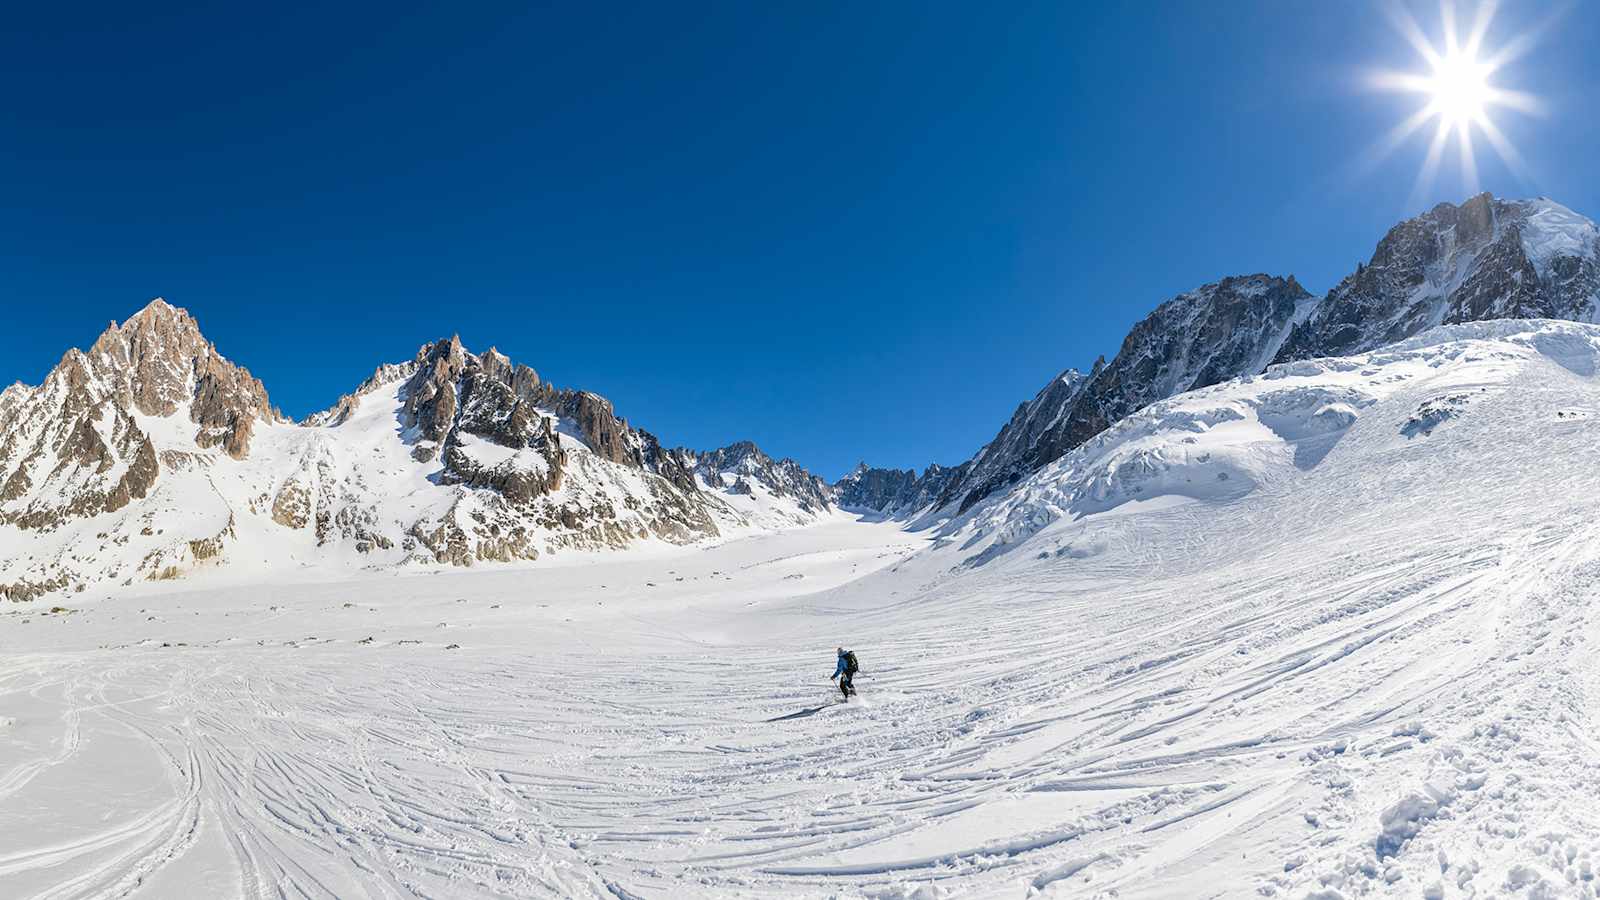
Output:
[1275, 194, 1600, 362]
[9, 318, 1600, 898]
[0, 300, 834, 599]
[951, 318, 1600, 562]
[684, 441, 833, 528]
[845, 273, 1314, 516]
[938, 273, 1314, 514]
[846, 194, 1600, 519]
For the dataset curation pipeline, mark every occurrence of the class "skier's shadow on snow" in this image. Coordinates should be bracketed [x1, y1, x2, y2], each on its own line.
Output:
[764, 705, 831, 722]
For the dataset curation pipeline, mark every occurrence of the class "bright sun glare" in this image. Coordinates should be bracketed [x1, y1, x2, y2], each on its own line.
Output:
[1427, 50, 1491, 126]
[1368, 1, 1549, 199]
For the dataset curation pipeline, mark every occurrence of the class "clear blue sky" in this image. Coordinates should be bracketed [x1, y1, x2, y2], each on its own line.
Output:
[4, 2, 1595, 479]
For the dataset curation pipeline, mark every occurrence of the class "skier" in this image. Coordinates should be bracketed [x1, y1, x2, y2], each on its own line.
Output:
[830, 647, 859, 700]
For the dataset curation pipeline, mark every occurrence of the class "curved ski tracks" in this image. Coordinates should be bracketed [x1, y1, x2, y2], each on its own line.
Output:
[4, 339, 1600, 896]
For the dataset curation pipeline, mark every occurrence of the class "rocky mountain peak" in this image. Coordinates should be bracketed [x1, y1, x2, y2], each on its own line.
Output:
[479, 346, 521, 383]
[916, 273, 1313, 514]
[849, 196, 1599, 524]
[11, 298, 277, 476]
[834, 460, 959, 517]
[1, 302, 837, 597]
[1275, 193, 1599, 363]
[0, 298, 281, 542]
[691, 441, 832, 514]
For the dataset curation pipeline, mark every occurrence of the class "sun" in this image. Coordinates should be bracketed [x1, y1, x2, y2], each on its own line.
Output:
[1427, 49, 1491, 127]
[1366, 1, 1550, 199]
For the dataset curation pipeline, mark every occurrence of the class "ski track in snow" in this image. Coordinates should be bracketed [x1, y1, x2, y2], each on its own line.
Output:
[6, 325, 1600, 897]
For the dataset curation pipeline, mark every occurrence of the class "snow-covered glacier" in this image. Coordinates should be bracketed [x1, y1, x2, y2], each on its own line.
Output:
[7, 319, 1600, 897]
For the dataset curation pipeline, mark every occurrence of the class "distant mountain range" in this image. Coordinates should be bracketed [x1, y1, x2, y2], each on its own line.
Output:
[4, 192, 1597, 600]
[0, 302, 831, 600]
[839, 193, 1600, 518]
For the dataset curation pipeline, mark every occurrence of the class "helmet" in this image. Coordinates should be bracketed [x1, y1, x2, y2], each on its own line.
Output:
[837, 647, 845, 655]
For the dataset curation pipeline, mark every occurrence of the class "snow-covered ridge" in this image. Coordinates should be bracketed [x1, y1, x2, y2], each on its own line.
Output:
[846, 194, 1600, 522]
[0, 302, 836, 600]
[951, 318, 1599, 563]
[1520, 197, 1600, 280]
[12, 313, 1600, 896]
[1277, 194, 1600, 362]
[844, 273, 1314, 519]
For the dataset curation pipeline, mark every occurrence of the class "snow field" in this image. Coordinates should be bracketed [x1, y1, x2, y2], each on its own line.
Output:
[6, 321, 1600, 897]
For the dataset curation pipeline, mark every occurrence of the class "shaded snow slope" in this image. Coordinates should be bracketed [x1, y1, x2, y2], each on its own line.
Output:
[7, 320, 1600, 897]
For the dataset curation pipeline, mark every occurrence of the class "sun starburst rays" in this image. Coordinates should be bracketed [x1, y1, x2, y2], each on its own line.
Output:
[1366, 0, 1549, 204]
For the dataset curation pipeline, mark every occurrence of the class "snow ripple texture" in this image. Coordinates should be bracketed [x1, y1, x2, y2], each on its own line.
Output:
[5, 320, 1600, 897]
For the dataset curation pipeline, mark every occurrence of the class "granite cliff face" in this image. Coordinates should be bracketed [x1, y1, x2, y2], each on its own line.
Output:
[687, 441, 833, 521]
[834, 462, 958, 518]
[844, 275, 1313, 516]
[0, 301, 833, 600]
[0, 301, 277, 537]
[1276, 195, 1599, 363]
[844, 196, 1600, 520]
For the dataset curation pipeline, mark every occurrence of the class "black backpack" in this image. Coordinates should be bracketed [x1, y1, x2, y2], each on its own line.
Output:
[843, 651, 859, 675]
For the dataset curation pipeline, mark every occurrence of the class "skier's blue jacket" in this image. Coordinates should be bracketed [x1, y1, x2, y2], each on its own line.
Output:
[832, 652, 853, 678]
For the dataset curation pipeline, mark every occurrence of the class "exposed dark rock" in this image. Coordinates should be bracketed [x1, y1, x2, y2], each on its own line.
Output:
[690, 441, 833, 513]
[927, 275, 1311, 514]
[0, 299, 277, 532]
[864, 195, 1600, 521]
[834, 462, 961, 517]
[1275, 195, 1600, 363]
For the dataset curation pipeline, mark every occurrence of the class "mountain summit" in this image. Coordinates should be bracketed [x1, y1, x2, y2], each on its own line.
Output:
[1274, 194, 1600, 362]
[843, 195, 1600, 518]
[0, 299, 279, 539]
[0, 304, 832, 599]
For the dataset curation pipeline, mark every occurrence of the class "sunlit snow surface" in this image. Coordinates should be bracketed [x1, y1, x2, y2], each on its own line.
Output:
[7, 320, 1600, 897]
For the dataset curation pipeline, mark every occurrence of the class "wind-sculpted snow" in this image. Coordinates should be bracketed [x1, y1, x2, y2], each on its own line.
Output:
[948, 378, 1369, 564]
[10, 318, 1600, 896]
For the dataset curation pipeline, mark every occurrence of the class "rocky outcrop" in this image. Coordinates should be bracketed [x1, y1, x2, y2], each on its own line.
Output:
[0, 301, 836, 601]
[862, 196, 1600, 522]
[926, 275, 1312, 514]
[834, 462, 960, 517]
[564, 392, 632, 466]
[690, 441, 833, 514]
[104, 435, 159, 514]
[271, 480, 312, 530]
[1275, 195, 1600, 363]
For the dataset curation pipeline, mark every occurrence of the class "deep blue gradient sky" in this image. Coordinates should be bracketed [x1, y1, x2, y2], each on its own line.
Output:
[4, 2, 1596, 479]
